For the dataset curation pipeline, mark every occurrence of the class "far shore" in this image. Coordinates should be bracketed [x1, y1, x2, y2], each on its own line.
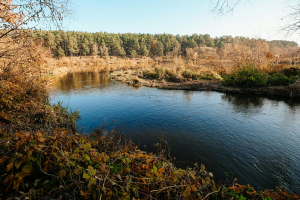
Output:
[110, 69, 300, 99]
[45, 56, 300, 99]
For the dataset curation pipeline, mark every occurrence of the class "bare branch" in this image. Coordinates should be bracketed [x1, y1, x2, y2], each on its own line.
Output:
[280, 2, 300, 36]
[211, 0, 246, 15]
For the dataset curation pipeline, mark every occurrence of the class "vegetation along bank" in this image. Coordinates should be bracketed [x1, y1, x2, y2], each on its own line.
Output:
[1, 1, 300, 198]
[110, 63, 300, 99]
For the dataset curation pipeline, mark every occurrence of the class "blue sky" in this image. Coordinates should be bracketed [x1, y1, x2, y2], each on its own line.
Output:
[61, 0, 299, 43]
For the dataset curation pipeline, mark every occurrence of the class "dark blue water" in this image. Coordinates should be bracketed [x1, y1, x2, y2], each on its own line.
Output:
[48, 70, 300, 193]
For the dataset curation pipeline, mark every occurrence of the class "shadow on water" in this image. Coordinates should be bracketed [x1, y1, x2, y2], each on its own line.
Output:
[222, 93, 300, 115]
[48, 69, 300, 194]
[221, 93, 264, 109]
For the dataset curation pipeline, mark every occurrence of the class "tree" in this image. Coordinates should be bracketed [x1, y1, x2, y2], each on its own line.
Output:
[129, 50, 137, 58]
[140, 45, 149, 56]
[216, 41, 226, 49]
[0, 0, 71, 72]
[152, 39, 157, 55]
[131, 38, 140, 51]
[100, 46, 109, 56]
[81, 38, 90, 56]
[92, 43, 99, 56]
[188, 39, 197, 48]
[45, 31, 56, 57]
[207, 39, 215, 47]
[155, 41, 164, 56]
[68, 36, 79, 56]
[114, 45, 126, 56]
[197, 36, 206, 46]
[57, 46, 65, 58]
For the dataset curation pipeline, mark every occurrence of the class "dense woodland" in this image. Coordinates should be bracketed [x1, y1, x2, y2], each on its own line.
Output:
[32, 30, 299, 58]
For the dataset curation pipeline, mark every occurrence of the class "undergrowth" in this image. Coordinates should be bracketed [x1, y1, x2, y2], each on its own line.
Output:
[1, 128, 299, 199]
[143, 65, 221, 82]
[224, 64, 300, 87]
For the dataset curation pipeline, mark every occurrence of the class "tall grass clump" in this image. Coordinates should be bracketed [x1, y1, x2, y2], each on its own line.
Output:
[224, 64, 268, 87]
[143, 64, 222, 82]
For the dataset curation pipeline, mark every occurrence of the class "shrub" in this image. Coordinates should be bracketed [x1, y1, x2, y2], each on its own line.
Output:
[143, 70, 159, 79]
[224, 65, 268, 87]
[154, 66, 165, 78]
[182, 70, 193, 78]
[146, 72, 158, 79]
[169, 75, 177, 81]
[268, 72, 292, 86]
[283, 67, 300, 77]
[200, 74, 216, 80]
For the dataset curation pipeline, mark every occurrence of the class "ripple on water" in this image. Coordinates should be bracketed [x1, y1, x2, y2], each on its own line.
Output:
[49, 71, 300, 194]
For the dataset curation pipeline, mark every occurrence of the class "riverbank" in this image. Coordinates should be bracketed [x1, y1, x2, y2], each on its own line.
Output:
[110, 68, 300, 99]
[44, 55, 183, 75]
[2, 63, 300, 199]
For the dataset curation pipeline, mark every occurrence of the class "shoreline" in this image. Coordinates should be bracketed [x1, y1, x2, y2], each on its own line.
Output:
[110, 69, 300, 99]
[45, 59, 300, 99]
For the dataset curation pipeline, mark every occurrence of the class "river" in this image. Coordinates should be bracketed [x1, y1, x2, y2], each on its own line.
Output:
[48, 67, 300, 193]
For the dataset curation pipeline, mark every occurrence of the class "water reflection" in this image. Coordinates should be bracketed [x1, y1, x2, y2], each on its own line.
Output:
[182, 90, 193, 103]
[222, 93, 264, 109]
[52, 71, 110, 92]
[49, 70, 300, 194]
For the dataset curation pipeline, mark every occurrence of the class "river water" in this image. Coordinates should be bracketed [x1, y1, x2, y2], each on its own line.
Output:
[48, 68, 300, 193]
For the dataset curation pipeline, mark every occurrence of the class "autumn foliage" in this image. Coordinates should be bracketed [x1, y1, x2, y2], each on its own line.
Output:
[1, 1, 300, 199]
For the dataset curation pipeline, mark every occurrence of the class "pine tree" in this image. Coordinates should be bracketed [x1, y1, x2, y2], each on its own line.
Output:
[82, 38, 90, 56]
[130, 50, 137, 58]
[132, 38, 140, 51]
[188, 39, 197, 48]
[55, 34, 63, 57]
[207, 39, 215, 47]
[155, 41, 164, 56]
[68, 36, 79, 56]
[57, 46, 65, 58]
[197, 36, 205, 47]
[140, 45, 149, 56]
[45, 31, 56, 57]
[152, 39, 157, 55]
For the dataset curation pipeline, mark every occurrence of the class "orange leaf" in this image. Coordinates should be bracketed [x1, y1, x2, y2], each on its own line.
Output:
[7, 162, 14, 171]
[158, 168, 165, 173]
[4, 174, 13, 185]
[141, 164, 149, 170]
[80, 190, 86, 196]
[185, 185, 191, 192]
[0, 156, 8, 165]
[147, 159, 154, 164]
[36, 130, 43, 138]
[191, 185, 198, 192]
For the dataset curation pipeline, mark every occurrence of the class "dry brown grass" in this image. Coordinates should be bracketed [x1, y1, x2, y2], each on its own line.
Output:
[45, 40, 300, 81]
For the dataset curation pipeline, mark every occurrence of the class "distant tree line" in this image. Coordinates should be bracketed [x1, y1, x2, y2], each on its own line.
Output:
[31, 30, 299, 58]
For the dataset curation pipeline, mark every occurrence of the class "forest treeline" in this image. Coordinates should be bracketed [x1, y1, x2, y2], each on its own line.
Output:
[32, 30, 298, 58]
